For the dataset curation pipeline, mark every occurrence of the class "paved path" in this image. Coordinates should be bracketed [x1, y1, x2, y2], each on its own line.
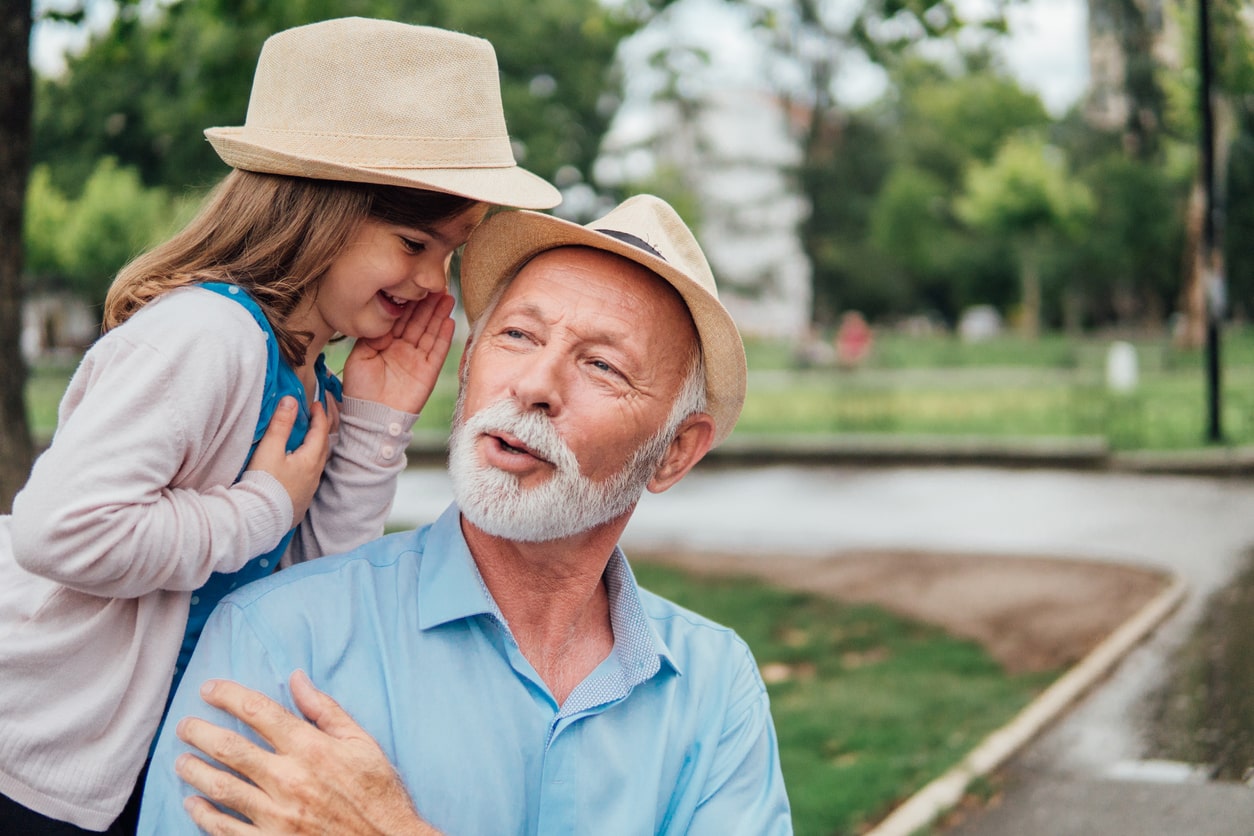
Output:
[389, 464, 1254, 834]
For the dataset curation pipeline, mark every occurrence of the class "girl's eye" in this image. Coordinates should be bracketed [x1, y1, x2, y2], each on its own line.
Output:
[401, 238, 426, 253]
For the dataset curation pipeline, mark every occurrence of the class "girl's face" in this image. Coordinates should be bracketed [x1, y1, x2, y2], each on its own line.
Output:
[294, 203, 488, 352]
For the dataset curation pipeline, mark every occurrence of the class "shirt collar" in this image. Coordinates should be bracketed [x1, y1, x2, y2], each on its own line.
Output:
[416, 504, 501, 630]
[415, 503, 679, 679]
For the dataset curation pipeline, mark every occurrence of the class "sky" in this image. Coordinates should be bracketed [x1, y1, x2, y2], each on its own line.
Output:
[30, 0, 1091, 114]
[992, 0, 1091, 115]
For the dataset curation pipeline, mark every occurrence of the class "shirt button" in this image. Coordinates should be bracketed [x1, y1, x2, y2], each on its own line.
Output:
[381, 444, 396, 459]
[387, 422, 403, 436]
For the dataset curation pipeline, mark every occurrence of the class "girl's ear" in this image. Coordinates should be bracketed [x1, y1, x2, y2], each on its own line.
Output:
[647, 413, 716, 495]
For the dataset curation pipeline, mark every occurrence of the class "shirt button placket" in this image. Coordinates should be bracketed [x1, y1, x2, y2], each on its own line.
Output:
[537, 721, 579, 835]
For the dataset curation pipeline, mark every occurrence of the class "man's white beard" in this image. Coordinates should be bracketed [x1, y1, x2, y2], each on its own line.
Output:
[448, 395, 673, 543]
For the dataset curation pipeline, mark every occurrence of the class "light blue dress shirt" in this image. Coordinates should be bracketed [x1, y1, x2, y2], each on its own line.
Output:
[140, 503, 792, 835]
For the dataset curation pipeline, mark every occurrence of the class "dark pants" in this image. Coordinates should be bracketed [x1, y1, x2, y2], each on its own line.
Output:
[0, 764, 146, 835]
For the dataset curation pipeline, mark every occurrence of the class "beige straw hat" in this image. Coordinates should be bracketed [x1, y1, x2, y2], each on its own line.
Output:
[460, 195, 747, 445]
[205, 17, 560, 209]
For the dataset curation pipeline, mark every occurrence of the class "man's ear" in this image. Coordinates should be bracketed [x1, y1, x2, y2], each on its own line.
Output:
[647, 413, 716, 494]
[458, 334, 474, 380]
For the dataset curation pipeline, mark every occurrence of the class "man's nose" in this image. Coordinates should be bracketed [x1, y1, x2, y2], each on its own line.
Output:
[510, 350, 565, 416]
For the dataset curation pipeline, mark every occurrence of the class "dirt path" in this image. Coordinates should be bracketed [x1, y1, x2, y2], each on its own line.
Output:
[635, 550, 1173, 674]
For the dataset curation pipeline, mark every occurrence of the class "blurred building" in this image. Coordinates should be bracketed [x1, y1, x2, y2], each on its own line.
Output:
[1084, 0, 1180, 132]
[597, 0, 812, 341]
[21, 293, 98, 361]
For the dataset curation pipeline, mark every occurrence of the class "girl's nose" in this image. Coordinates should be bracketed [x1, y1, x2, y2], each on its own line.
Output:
[411, 261, 447, 294]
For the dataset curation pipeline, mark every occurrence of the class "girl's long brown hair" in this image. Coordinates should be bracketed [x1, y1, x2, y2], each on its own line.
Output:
[103, 170, 477, 366]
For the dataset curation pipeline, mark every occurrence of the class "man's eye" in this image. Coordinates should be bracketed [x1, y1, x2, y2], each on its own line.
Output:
[590, 359, 615, 374]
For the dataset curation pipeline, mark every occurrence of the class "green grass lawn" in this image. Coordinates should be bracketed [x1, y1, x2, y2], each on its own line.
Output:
[632, 561, 1056, 836]
[27, 328, 1254, 450]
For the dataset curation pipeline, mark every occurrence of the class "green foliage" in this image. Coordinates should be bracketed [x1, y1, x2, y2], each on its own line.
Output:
[22, 166, 71, 281]
[891, 61, 1051, 184]
[24, 158, 181, 304]
[33, 0, 644, 200]
[808, 61, 1051, 325]
[957, 135, 1093, 241]
[1064, 153, 1189, 325]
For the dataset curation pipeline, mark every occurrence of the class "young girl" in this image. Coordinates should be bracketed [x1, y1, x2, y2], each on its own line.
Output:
[0, 17, 559, 835]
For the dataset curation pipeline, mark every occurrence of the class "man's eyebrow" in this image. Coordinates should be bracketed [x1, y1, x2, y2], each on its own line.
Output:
[496, 302, 629, 346]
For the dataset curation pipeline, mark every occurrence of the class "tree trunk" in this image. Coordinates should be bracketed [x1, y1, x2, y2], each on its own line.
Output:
[1177, 180, 1208, 349]
[0, 1, 34, 512]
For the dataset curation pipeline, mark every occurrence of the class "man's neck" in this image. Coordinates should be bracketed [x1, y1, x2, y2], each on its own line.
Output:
[461, 516, 626, 705]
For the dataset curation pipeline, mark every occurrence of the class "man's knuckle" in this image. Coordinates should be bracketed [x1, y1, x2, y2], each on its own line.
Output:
[208, 731, 248, 765]
[205, 770, 236, 802]
[241, 690, 271, 718]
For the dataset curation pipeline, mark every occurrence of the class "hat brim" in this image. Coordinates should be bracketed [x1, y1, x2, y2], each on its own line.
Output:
[206, 128, 561, 210]
[460, 210, 747, 445]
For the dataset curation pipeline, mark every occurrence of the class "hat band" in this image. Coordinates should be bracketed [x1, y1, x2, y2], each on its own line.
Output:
[235, 127, 517, 167]
[596, 229, 667, 260]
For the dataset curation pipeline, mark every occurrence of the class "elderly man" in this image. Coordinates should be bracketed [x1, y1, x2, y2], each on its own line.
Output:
[139, 195, 792, 834]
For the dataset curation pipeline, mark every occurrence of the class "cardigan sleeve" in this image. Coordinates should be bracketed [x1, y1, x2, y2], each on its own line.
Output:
[282, 396, 419, 567]
[10, 290, 292, 598]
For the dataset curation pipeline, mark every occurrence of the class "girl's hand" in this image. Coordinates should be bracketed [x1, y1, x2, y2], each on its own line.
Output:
[342, 292, 456, 414]
[246, 397, 330, 528]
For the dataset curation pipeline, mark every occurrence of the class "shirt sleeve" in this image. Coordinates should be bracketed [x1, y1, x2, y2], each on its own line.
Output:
[139, 599, 291, 835]
[282, 397, 418, 567]
[9, 292, 292, 597]
[686, 643, 793, 835]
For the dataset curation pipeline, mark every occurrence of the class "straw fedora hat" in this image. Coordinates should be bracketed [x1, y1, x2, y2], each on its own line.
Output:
[205, 17, 560, 210]
[460, 195, 747, 445]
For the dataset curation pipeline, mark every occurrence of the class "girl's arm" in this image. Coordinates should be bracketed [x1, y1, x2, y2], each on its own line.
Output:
[10, 291, 297, 597]
[283, 397, 416, 566]
[284, 293, 455, 565]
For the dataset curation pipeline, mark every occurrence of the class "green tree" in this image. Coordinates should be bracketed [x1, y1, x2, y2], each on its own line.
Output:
[859, 60, 1050, 322]
[34, 0, 649, 205]
[803, 110, 898, 323]
[24, 159, 183, 306]
[957, 134, 1094, 336]
[62, 158, 180, 306]
[889, 57, 1051, 183]
[23, 165, 72, 282]
[746, 0, 1024, 325]
[1065, 154, 1188, 327]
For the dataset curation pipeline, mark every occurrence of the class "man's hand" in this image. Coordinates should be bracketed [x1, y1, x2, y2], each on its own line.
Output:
[174, 671, 439, 835]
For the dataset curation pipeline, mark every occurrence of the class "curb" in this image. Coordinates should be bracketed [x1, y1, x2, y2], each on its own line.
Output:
[401, 433, 1254, 477]
[863, 573, 1190, 836]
